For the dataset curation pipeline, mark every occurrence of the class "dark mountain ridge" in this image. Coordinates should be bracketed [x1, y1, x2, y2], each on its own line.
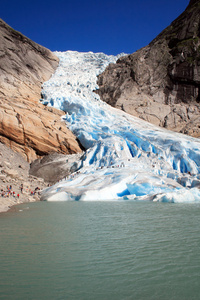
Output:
[96, 0, 200, 137]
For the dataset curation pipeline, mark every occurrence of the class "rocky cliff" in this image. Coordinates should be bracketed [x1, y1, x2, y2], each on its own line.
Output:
[96, 0, 200, 137]
[0, 19, 82, 162]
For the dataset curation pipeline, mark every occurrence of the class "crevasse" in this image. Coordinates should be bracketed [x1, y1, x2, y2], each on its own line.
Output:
[40, 51, 200, 203]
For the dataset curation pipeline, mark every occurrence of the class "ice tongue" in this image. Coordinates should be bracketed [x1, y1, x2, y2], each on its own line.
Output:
[41, 51, 200, 203]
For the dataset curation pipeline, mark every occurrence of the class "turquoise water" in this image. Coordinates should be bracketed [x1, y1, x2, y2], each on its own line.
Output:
[0, 201, 200, 300]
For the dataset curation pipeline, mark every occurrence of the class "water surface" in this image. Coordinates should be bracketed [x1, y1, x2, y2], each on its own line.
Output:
[0, 201, 200, 300]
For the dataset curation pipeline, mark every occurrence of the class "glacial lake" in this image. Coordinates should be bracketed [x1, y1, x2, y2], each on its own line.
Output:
[0, 201, 200, 300]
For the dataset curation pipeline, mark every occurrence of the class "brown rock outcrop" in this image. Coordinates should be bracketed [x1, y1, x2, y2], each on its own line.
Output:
[96, 0, 200, 137]
[0, 19, 82, 161]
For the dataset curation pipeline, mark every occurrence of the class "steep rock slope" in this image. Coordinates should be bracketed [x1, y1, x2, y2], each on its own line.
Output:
[0, 19, 82, 162]
[96, 0, 200, 137]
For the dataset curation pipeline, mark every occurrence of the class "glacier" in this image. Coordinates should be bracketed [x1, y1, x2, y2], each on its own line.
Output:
[40, 51, 200, 203]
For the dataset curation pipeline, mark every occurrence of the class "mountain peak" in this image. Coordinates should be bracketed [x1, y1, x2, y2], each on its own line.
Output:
[188, 0, 199, 7]
[96, 0, 200, 138]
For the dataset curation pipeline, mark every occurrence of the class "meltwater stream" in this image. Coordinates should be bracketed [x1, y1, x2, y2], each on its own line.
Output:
[41, 51, 200, 203]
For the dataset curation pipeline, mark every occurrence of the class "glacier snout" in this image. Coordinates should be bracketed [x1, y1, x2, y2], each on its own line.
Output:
[41, 51, 200, 203]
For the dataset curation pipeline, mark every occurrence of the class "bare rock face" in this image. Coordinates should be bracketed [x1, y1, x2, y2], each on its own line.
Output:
[0, 19, 82, 162]
[96, 0, 200, 137]
[29, 152, 83, 184]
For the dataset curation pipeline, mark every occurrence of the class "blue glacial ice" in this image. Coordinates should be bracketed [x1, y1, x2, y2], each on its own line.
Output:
[40, 51, 200, 203]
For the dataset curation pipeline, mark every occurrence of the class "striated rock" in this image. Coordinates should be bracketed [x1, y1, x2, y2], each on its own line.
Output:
[96, 0, 200, 137]
[0, 18, 58, 102]
[0, 19, 82, 161]
[0, 101, 83, 162]
[29, 152, 83, 184]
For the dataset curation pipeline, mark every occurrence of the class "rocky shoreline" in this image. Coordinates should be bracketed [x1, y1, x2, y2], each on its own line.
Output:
[0, 142, 49, 213]
[0, 142, 83, 213]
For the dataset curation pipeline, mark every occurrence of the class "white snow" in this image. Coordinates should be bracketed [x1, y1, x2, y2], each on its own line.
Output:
[40, 51, 200, 203]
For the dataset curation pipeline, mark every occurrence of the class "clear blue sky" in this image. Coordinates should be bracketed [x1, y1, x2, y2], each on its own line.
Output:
[1, 0, 189, 55]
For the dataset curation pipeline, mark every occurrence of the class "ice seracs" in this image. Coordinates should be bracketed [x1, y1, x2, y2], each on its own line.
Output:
[41, 51, 200, 203]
